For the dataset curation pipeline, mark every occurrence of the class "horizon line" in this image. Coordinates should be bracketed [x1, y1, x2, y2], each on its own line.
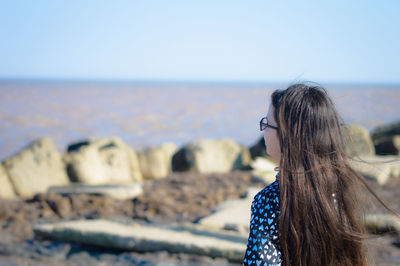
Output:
[0, 76, 400, 88]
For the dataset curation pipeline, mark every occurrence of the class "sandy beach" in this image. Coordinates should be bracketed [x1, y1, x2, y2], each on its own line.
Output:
[0, 171, 399, 265]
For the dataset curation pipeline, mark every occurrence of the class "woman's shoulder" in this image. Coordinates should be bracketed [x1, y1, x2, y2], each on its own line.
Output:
[254, 180, 280, 205]
[247, 178, 281, 262]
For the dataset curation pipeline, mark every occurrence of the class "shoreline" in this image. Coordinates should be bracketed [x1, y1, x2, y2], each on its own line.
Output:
[1, 83, 400, 162]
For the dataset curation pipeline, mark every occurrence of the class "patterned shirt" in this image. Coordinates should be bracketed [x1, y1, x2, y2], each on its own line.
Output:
[243, 174, 282, 265]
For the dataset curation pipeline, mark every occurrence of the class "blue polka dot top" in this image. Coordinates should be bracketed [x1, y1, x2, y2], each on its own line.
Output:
[243, 173, 282, 265]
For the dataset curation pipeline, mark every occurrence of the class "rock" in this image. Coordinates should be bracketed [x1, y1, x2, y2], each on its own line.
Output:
[249, 157, 279, 185]
[371, 121, 400, 155]
[249, 136, 267, 159]
[172, 138, 251, 173]
[137, 142, 178, 180]
[0, 164, 16, 199]
[2, 138, 70, 198]
[373, 135, 400, 155]
[239, 145, 252, 169]
[198, 187, 259, 233]
[48, 183, 143, 200]
[371, 120, 400, 140]
[343, 124, 375, 157]
[349, 159, 390, 185]
[250, 157, 277, 171]
[65, 136, 142, 185]
[67, 140, 91, 152]
[99, 137, 143, 183]
[365, 214, 400, 233]
[349, 156, 400, 185]
[33, 219, 247, 262]
[64, 143, 107, 184]
[97, 137, 143, 183]
[251, 170, 277, 185]
[123, 142, 143, 183]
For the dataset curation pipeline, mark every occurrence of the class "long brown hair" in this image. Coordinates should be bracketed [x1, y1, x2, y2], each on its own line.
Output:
[271, 83, 396, 266]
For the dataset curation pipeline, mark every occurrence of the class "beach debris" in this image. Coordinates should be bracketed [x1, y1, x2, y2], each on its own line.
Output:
[2, 138, 70, 198]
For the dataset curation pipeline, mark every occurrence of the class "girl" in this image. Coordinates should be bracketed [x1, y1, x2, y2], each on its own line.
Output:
[244, 83, 397, 265]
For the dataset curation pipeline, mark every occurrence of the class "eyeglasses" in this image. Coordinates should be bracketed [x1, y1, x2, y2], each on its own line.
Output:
[260, 117, 278, 131]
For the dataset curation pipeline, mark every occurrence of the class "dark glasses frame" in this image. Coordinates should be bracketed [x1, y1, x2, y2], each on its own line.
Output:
[260, 117, 278, 131]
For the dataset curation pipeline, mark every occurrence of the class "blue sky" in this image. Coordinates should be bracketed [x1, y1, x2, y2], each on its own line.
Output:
[0, 0, 399, 83]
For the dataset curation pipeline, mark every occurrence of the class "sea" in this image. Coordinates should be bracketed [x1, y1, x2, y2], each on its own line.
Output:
[0, 79, 399, 161]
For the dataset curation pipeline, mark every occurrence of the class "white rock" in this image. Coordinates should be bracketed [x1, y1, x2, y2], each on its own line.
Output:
[250, 157, 277, 171]
[349, 155, 400, 185]
[65, 137, 142, 185]
[250, 157, 279, 184]
[0, 164, 16, 199]
[33, 219, 247, 261]
[173, 138, 251, 173]
[365, 214, 400, 232]
[198, 187, 260, 233]
[137, 142, 178, 180]
[2, 138, 70, 198]
[343, 124, 375, 157]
